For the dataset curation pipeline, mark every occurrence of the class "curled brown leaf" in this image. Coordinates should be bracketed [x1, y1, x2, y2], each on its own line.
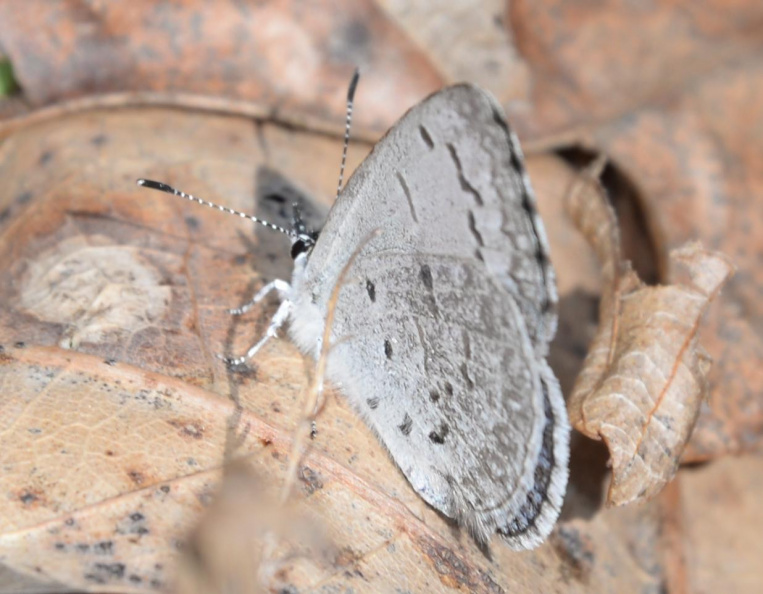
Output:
[566, 161, 735, 506]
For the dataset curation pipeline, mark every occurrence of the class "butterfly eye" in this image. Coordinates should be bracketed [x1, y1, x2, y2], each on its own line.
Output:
[290, 238, 311, 259]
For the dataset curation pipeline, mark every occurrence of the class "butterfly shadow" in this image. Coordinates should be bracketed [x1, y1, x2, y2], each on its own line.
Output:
[219, 167, 328, 456]
[549, 289, 611, 520]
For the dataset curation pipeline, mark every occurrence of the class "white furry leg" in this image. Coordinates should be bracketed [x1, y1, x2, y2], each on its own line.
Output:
[220, 297, 293, 366]
[229, 279, 291, 315]
[219, 278, 293, 366]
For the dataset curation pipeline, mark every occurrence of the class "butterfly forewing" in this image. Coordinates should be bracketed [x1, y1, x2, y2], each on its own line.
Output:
[288, 84, 568, 548]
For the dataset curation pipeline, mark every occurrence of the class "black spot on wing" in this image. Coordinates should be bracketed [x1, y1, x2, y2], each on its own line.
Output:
[419, 264, 439, 317]
[263, 192, 286, 204]
[520, 194, 533, 218]
[19, 491, 37, 504]
[94, 540, 113, 554]
[419, 125, 434, 149]
[429, 423, 449, 444]
[460, 363, 475, 390]
[366, 397, 379, 410]
[398, 413, 413, 436]
[467, 210, 484, 247]
[535, 245, 547, 266]
[419, 264, 434, 291]
[384, 340, 393, 359]
[429, 389, 440, 403]
[84, 562, 126, 583]
[397, 171, 418, 223]
[366, 279, 376, 302]
[446, 143, 483, 206]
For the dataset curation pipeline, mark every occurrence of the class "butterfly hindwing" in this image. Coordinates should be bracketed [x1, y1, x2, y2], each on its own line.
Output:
[288, 84, 569, 549]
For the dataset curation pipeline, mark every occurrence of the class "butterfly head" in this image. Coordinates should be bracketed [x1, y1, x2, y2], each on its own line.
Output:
[137, 69, 359, 267]
[290, 202, 319, 259]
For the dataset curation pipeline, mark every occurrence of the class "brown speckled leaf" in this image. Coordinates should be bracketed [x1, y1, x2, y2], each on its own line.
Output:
[174, 462, 336, 594]
[1, 6, 760, 466]
[508, 1, 763, 138]
[566, 166, 735, 506]
[374, 0, 529, 105]
[0, 107, 671, 593]
[505, 1, 763, 461]
[1, 3, 761, 589]
[0, 0, 444, 136]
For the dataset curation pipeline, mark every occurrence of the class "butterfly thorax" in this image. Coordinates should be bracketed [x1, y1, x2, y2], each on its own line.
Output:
[287, 250, 326, 358]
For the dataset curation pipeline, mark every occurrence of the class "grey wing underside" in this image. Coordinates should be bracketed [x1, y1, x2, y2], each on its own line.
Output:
[324, 253, 568, 548]
[304, 84, 558, 356]
[295, 85, 568, 548]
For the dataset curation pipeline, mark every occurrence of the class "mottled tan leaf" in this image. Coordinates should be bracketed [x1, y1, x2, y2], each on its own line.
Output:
[0, 0, 444, 138]
[506, 2, 763, 459]
[174, 462, 335, 594]
[3, 0, 758, 463]
[0, 2, 760, 591]
[0, 107, 674, 593]
[567, 163, 735, 506]
[375, 0, 529, 104]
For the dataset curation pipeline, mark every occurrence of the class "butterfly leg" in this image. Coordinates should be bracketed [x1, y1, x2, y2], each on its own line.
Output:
[220, 297, 293, 366]
[228, 279, 291, 315]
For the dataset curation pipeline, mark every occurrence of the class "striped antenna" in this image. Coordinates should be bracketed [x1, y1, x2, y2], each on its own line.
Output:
[335, 68, 360, 201]
[136, 179, 297, 238]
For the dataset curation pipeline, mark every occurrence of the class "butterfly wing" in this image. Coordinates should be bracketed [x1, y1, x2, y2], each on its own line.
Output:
[289, 85, 568, 549]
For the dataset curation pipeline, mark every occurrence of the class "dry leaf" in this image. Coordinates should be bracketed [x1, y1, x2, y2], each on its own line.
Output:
[0, 0, 444, 137]
[505, 2, 763, 460]
[375, 0, 530, 104]
[508, 0, 763, 140]
[175, 462, 338, 594]
[566, 161, 735, 506]
[0, 106, 675, 593]
[177, 232, 385, 594]
[1, 4, 760, 588]
[3, 0, 759, 462]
